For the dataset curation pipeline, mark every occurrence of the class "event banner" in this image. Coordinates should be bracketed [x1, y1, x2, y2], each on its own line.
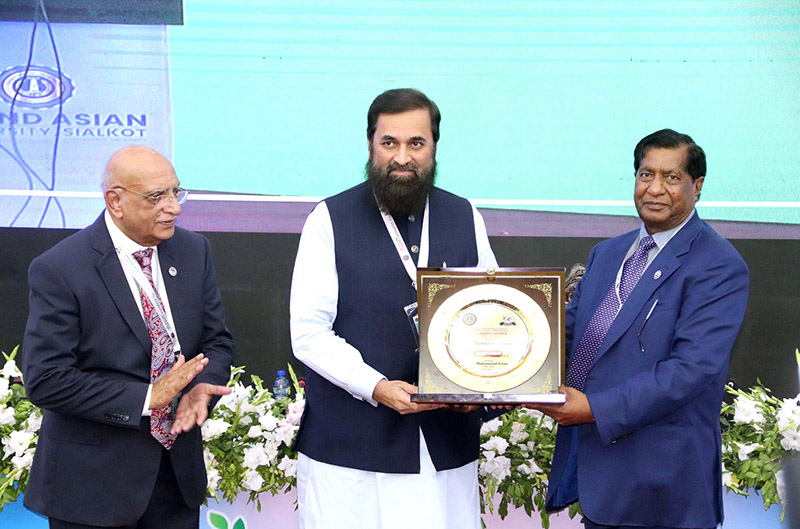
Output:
[0, 21, 172, 229]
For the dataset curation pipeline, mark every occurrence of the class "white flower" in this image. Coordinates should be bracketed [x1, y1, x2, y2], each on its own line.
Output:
[25, 413, 42, 433]
[779, 428, 800, 451]
[523, 408, 544, 420]
[217, 382, 258, 415]
[480, 451, 511, 481]
[203, 448, 216, 468]
[480, 418, 502, 436]
[777, 397, 800, 451]
[481, 435, 509, 455]
[517, 460, 543, 475]
[247, 425, 264, 439]
[275, 421, 298, 447]
[0, 377, 10, 400]
[722, 470, 733, 488]
[0, 359, 21, 379]
[254, 397, 274, 416]
[278, 456, 297, 478]
[243, 444, 271, 470]
[207, 465, 221, 490]
[201, 418, 230, 441]
[12, 449, 33, 470]
[239, 415, 253, 426]
[721, 462, 733, 488]
[243, 469, 264, 491]
[733, 395, 765, 425]
[541, 416, 555, 430]
[736, 442, 759, 461]
[263, 438, 280, 464]
[259, 412, 280, 432]
[0, 406, 15, 426]
[509, 422, 529, 445]
[286, 399, 305, 425]
[2, 430, 34, 457]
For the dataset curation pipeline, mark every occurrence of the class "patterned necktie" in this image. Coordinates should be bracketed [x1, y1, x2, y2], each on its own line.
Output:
[565, 235, 656, 391]
[133, 248, 176, 450]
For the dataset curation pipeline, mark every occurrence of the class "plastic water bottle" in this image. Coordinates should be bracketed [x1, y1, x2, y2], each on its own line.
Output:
[273, 370, 291, 399]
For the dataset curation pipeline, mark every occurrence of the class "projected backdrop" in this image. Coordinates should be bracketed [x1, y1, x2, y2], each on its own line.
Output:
[1, 1, 798, 229]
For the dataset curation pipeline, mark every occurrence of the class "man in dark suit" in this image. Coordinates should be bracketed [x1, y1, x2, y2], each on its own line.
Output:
[531, 129, 749, 529]
[22, 146, 233, 528]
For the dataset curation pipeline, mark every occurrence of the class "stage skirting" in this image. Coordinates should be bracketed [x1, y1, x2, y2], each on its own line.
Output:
[1, 489, 783, 528]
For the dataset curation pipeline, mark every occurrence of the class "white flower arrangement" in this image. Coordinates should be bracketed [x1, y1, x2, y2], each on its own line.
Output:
[2, 345, 800, 527]
[201, 365, 303, 508]
[0, 346, 42, 510]
[479, 407, 567, 527]
[720, 350, 800, 521]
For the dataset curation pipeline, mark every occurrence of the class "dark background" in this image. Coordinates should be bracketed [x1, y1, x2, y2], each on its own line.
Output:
[2, 227, 798, 398]
[0, 0, 182, 25]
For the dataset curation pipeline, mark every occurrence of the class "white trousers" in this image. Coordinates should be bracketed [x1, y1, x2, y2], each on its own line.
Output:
[297, 430, 480, 529]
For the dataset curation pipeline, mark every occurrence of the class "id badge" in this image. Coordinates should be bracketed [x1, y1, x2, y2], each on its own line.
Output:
[404, 301, 419, 347]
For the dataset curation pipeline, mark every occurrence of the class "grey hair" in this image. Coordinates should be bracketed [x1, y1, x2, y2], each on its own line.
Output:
[101, 168, 114, 191]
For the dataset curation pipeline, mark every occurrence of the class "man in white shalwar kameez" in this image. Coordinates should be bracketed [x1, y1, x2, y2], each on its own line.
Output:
[290, 89, 498, 529]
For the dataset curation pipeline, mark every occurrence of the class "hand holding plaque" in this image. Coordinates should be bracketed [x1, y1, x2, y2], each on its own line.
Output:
[411, 268, 566, 405]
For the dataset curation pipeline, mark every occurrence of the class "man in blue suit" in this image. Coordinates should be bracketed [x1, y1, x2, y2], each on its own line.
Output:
[22, 146, 233, 528]
[532, 129, 749, 528]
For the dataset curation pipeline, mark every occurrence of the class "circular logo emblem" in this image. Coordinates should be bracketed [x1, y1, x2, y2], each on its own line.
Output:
[462, 313, 477, 326]
[0, 65, 75, 109]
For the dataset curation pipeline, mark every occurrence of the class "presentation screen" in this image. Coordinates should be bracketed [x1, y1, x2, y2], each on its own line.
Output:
[1, 1, 798, 230]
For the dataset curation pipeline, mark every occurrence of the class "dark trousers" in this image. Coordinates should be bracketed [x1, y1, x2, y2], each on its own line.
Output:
[585, 518, 714, 529]
[49, 449, 198, 529]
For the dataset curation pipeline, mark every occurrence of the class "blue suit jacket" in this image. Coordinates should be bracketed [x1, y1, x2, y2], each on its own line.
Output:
[22, 214, 233, 526]
[546, 213, 749, 528]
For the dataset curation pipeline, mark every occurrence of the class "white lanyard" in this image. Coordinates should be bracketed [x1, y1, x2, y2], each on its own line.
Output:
[118, 249, 176, 338]
[379, 197, 430, 290]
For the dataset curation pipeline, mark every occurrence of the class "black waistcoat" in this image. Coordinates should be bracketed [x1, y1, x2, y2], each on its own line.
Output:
[294, 182, 483, 473]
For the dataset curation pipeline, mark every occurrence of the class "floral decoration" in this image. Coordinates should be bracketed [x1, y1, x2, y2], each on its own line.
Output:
[2, 346, 800, 526]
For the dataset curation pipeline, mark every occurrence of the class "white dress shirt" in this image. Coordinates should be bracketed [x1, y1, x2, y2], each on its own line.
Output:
[290, 199, 497, 529]
[290, 201, 498, 405]
[613, 209, 696, 306]
[104, 210, 181, 415]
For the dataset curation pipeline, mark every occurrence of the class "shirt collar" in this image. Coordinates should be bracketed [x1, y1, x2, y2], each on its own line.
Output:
[104, 209, 156, 257]
[638, 209, 696, 251]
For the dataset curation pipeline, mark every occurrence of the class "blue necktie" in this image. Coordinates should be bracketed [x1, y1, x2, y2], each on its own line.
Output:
[565, 236, 656, 391]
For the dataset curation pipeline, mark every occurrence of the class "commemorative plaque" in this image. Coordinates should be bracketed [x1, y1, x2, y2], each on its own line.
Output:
[410, 268, 566, 405]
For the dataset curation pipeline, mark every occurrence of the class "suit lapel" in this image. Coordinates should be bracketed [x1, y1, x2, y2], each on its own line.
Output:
[157, 236, 186, 341]
[592, 213, 704, 365]
[572, 232, 634, 352]
[90, 216, 152, 353]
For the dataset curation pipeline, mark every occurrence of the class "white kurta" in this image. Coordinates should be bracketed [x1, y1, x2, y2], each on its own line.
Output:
[290, 200, 497, 529]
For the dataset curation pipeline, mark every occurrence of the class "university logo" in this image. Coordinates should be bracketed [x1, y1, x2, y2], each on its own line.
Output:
[0, 65, 75, 109]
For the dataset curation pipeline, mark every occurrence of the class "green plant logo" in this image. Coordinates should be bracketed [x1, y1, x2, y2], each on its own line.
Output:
[207, 509, 246, 529]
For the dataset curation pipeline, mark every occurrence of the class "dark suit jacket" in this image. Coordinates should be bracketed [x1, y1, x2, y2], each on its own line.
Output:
[546, 213, 749, 528]
[22, 214, 233, 526]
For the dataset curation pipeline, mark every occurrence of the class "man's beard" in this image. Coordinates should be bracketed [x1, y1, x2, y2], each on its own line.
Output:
[365, 156, 436, 216]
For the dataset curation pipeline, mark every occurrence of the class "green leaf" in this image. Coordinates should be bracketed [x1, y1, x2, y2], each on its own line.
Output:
[232, 518, 246, 529]
[208, 511, 229, 529]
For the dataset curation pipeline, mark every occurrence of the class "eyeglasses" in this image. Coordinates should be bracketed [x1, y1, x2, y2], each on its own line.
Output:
[113, 186, 189, 206]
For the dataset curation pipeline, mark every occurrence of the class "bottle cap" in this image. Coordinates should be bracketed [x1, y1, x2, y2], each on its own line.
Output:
[277, 370, 286, 376]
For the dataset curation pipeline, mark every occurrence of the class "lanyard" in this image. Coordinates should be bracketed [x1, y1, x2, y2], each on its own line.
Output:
[379, 197, 429, 290]
[118, 248, 176, 338]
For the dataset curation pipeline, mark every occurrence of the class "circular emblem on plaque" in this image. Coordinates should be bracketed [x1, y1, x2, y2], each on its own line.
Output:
[427, 283, 551, 392]
[0, 65, 75, 109]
